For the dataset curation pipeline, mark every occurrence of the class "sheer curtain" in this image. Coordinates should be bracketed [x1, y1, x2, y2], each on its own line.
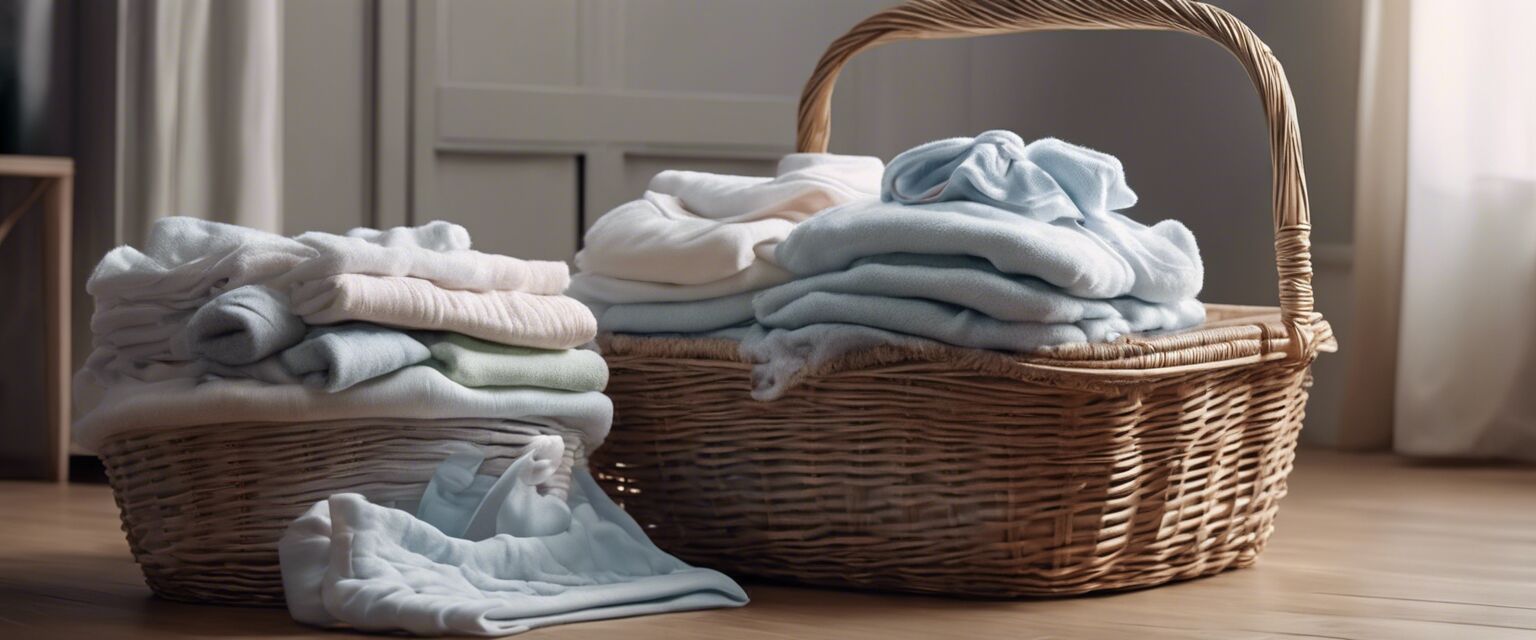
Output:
[1366, 0, 1536, 459]
[118, 0, 282, 243]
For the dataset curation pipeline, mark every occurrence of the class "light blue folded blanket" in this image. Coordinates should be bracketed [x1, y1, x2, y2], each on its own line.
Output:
[755, 254, 1182, 324]
[281, 438, 748, 636]
[775, 132, 1203, 303]
[757, 292, 1204, 353]
[590, 290, 757, 335]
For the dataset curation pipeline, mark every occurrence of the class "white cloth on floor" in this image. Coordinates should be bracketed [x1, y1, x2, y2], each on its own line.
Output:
[290, 275, 597, 350]
[280, 440, 748, 637]
[72, 366, 613, 453]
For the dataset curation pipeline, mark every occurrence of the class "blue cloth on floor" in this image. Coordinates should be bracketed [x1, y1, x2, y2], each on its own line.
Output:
[278, 323, 432, 392]
[280, 438, 748, 637]
[775, 131, 1203, 303]
[181, 285, 306, 366]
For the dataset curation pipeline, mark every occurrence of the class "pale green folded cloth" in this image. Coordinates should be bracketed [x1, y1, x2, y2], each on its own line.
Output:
[428, 333, 609, 392]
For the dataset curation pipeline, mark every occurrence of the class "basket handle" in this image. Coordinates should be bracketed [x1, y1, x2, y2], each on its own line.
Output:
[797, 0, 1317, 361]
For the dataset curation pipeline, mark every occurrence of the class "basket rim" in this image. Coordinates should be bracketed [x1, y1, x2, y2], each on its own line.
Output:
[600, 303, 1334, 389]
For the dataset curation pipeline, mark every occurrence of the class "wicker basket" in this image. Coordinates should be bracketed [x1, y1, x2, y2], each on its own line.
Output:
[96, 418, 588, 606]
[590, 0, 1337, 597]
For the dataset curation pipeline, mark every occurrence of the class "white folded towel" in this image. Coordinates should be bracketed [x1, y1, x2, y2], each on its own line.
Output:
[572, 153, 881, 290]
[290, 274, 597, 350]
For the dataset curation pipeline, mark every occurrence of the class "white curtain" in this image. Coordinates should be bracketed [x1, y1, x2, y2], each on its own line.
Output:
[1379, 0, 1536, 459]
[119, 0, 282, 243]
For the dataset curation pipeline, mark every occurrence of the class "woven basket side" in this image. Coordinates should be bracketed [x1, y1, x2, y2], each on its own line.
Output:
[593, 356, 1309, 596]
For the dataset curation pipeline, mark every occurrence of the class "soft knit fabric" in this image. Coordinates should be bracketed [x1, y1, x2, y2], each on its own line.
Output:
[574, 153, 882, 286]
[739, 324, 936, 401]
[757, 293, 1205, 353]
[280, 442, 748, 637]
[73, 366, 613, 452]
[416, 443, 502, 539]
[775, 133, 1202, 303]
[588, 291, 757, 335]
[290, 274, 597, 350]
[80, 217, 570, 397]
[428, 334, 609, 392]
[279, 324, 432, 392]
[754, 254, 1190, 324]
[182, 285, 306, 366]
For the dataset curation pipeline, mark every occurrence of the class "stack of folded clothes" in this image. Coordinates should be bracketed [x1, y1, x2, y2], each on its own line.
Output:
[567, 153, 883, 337]
[75, 217, 604, 425]
[740, 131, 1208, 399]
[73, 218, 747, 636]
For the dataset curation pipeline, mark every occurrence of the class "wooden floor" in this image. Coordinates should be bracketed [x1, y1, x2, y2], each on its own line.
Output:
[1, 451, 1533, 640]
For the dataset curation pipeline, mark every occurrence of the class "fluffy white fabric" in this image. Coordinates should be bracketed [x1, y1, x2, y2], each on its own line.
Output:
[572, 153, 881, 290]
[280, 439, 748, 637]
[72, 366, 613, 453]
[570, 153, 882, 334]
[290, 275, 597, 350]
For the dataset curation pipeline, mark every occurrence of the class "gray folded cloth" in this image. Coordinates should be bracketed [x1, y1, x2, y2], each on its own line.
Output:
[182, 285, 306, 365]
[278, 323, 432, 392]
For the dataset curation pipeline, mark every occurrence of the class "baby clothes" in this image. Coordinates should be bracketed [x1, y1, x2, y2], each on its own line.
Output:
[775, 133, 1203, 303]
[739, 132, 1208, 399]
[570, 153, 883, 333]
[289, 274, 597, 350]
[428, 334, 609, 392]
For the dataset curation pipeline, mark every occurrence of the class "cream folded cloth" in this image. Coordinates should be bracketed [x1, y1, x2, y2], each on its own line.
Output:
[72, 366, 613, 453]
[570, 153, 882, 334]
[290, 274, 597, 350]
[429, 334, 609, 392]
[280, 441, 748, 637]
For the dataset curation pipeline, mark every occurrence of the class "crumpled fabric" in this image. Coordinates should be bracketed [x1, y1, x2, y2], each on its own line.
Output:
[280, 438, 748, 637]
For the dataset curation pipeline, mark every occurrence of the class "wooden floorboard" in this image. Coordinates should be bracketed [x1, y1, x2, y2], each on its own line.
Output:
[1, 451, 1532, 639]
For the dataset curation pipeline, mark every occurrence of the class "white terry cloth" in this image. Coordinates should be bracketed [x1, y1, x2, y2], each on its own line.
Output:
[277, 229, 569, 294]
[573, 153, 882, 286]
[290, 275, 597, 350]
[280, 444, 748, 636]
[774, 133, 1203, 303]
[72, 365, 613, 453]
[587, 291, 757, 335]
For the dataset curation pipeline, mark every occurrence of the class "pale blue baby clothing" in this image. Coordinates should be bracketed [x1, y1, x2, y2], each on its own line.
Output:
[280, 439, 748, 637]
[278, 323, 432, 392]
[775, 132, 1203, 303]
[182, 285, 306, 365]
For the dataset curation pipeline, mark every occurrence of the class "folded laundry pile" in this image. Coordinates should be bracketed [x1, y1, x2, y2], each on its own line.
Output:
[740, 131, 1207, 399]
[76, 217, 595, 416]
[75, 218, 746, 636]
[567, 153, 883, 337]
